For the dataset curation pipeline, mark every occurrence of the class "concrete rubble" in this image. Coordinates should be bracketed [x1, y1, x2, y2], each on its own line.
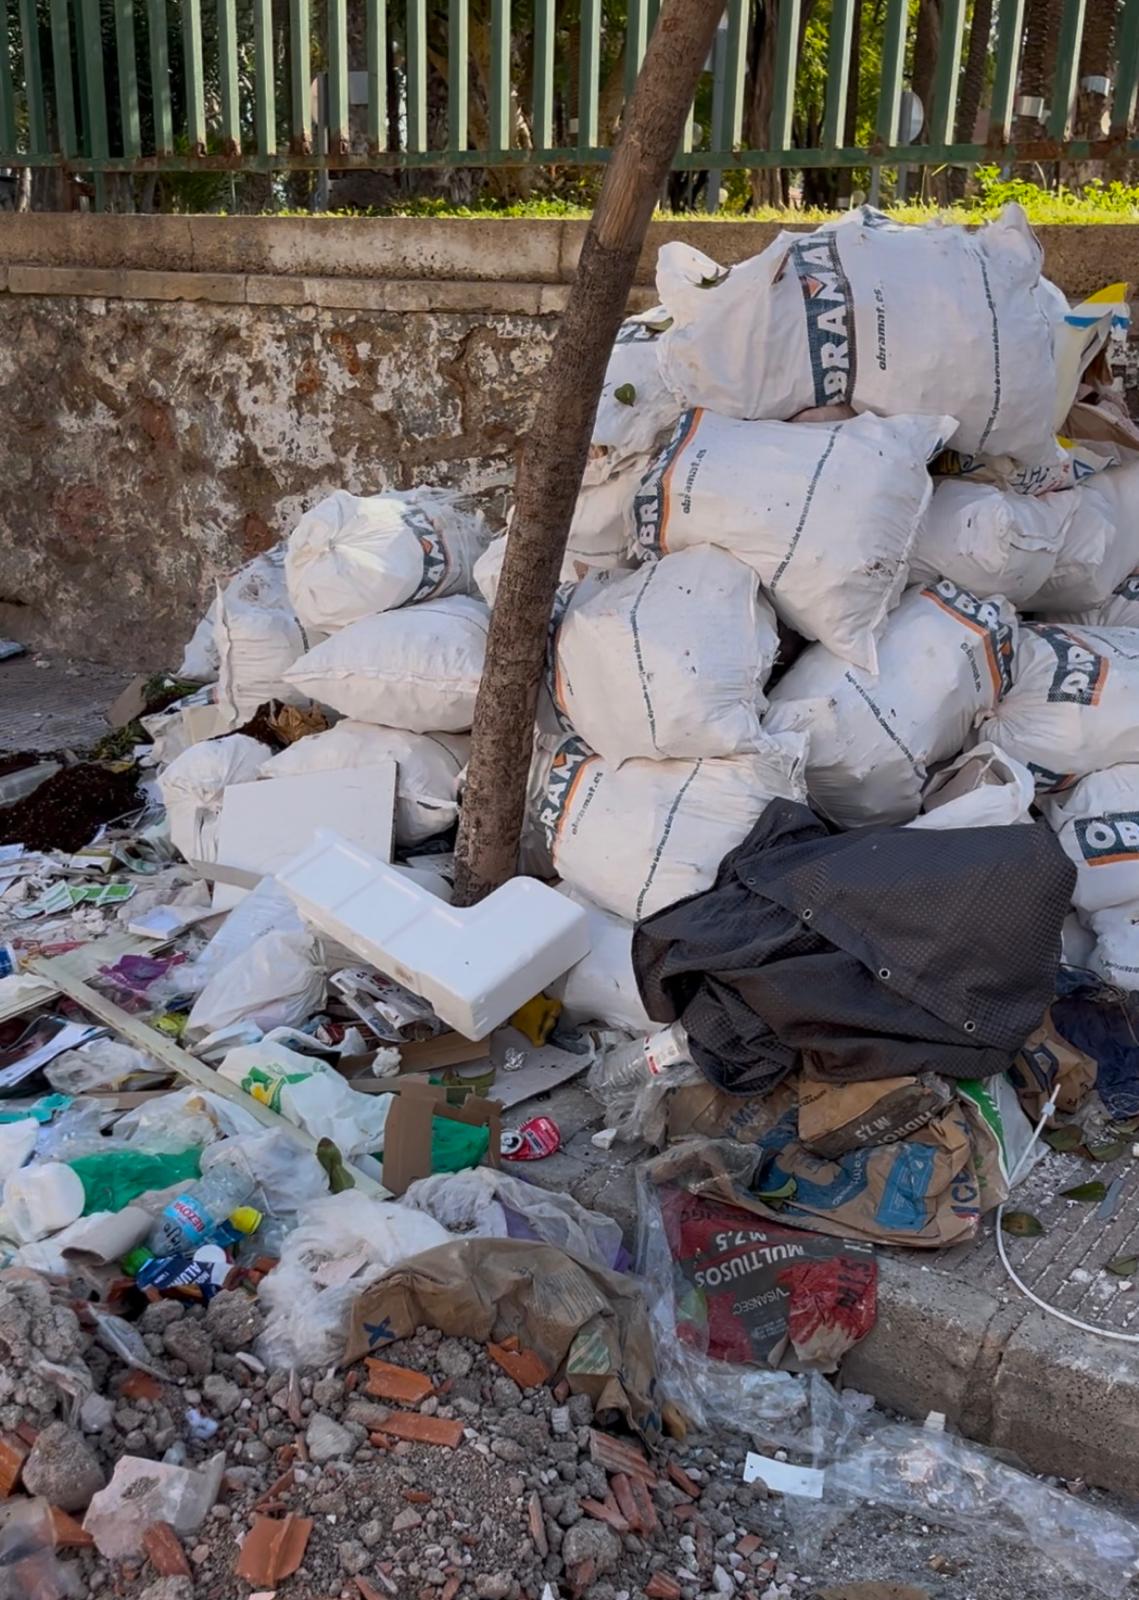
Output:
[2, 213, 1139, 1600]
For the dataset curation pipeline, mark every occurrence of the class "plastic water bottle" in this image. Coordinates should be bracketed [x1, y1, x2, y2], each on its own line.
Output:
[589, 1021, 692, 1099]
[146, 1169, 255, 1257]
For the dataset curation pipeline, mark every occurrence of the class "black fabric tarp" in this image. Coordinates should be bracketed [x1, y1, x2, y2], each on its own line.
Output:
[632, 799, 1075, 1096]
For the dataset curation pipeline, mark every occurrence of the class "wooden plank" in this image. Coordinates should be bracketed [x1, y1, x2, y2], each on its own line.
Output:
[32, 961, 386, 1197]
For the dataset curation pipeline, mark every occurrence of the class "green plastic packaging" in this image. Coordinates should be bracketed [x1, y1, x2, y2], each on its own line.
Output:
[68, 1147, 203, 1215]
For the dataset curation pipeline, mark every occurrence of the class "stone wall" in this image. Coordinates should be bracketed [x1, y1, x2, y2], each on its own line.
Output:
[0, 215, 1136, 668]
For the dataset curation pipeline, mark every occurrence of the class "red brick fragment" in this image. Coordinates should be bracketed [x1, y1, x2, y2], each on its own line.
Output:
[630, 1475, 658, 1536]
[440, 1577, 461, 1600]
[0, 1434, 29, 1498]
[49, 1508, 93, 1549]
[580, 1496, 630, 1535]
[142, 1522, 191, 1579]
[589, 1429, 658, 1485]
[254, 1467, 295, 1511]
[118, 1370, 163, 1402]
[666, 1460, 701, 1499]
[14, 1422, 38, 1447]
[354, 1578, 386, 1600]
[736, 1533, 762, 1558]
[645, 1575, 682, 1600]
[528, 1491, 548, 1557]
[673, 1502, 697, 1523]
[553, 1380, 571, 1403]
[371, 1412, 464, 1449]
[611, 1472, 642, 1532]
[235, 1514, 313, 1586]
[569, 1555, 596, 1597]
[403, 1489, 433, 1505]
[365, 1358, 435, 1405]
[487, 1341, 551, 1390]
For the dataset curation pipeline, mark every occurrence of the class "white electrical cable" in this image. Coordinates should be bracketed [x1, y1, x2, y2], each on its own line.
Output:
[995, 1091, 1139, 1343]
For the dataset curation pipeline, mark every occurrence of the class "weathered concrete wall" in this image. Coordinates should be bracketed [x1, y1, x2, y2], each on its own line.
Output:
[0, 214, 1136, 668]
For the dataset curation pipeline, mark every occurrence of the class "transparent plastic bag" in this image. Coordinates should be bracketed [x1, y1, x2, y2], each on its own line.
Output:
[402, 1167, 624, 1271]
[45, 1039, 167, 1096]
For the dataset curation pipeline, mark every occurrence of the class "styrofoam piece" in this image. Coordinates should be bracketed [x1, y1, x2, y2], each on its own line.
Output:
[277, 829, 591, 1039]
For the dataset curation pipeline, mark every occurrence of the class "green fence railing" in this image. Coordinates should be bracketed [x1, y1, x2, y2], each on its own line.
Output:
[1, 0, 1137, 191]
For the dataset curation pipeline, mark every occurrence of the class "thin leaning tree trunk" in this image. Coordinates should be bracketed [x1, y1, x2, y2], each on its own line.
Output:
[452, 0, 727, 905]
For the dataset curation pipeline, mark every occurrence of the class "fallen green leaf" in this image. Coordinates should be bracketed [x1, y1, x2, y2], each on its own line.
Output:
[317, 1137, 355, 1194]
[1044, 1125, 1085, 1153]
[1060, 1180, 1108, 1202]
[613, 382, 636, 406]
[1086, 1138, 1129, 1162]
[1106, 1256, 1139, 1277]
[1001, 1210, 1045, 1238]
[757, 1176, 796, 1205]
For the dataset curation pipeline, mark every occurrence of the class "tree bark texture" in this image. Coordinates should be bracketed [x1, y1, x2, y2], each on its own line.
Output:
[451, 0, 727, 905]
[947, 0, 993, 200]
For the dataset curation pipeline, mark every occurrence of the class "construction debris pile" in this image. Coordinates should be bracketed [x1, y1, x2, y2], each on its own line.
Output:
[4, 202, 1139, 1597]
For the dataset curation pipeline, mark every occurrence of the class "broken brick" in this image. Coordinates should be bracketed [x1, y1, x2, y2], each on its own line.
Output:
[487, 1341, 551, 1391]
[440, 1577, 461, 1600]
[553, 1380, 571, 1404]
[14, 1422, 38, 1447]
[254, 1467, 295, 1511]
[402, 1489, 432, 1505]
[589, 1429, 658, 1485]
[569, 1556, 596, 1597]
[645, 1575, 682, 1600]
[736, 1533, 762, 1558]
[580, 1496, 630, 1535]
[630, 1475, 658, 1536]
[49, 1508, 93, 1549]
[0, 1434, 29, 1498]
[235, 1514, 313, 1586]
[666, 1460, 701, 1499]
[365, 1358, 436, 1406]
[673, 1502, 697, 1523]
[528, 1491, 548, 1558]
[611, 1473, 642, 1532]
[142, 1522, 191, 1579]
[354, 1579, 386, 1600]
[118, 1371, 163, 1403]
[370, 1412, 464, 1449]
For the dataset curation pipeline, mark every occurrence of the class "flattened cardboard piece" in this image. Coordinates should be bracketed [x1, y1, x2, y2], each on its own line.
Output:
[1010, 1010, 1097, 1121]
[108, 676, 151, 730]
[380, 1077, 501, 1197]
[666, 1080, 795, 1145]
[797, 1072, 953, 1159]
[343, 1236, 659, 1439]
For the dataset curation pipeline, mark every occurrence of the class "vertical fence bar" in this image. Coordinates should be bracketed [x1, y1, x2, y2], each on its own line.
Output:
[254, 0, 275, 156]
[989, 0, 1026, 144]
[181, 0, 206, 152]
[624, 0, 647, 103]
[0, 0, 17, 152]
[448, 0, 467, 151]
[147, 0, 172, 154]
[928, 0, 966, 150]
[769, 0, 800, 150]
[705, 19, 726, 212]
[722, 0, 747, 150]
[217, 0, 239, 152]
[532, 0, 553, 150]
[49, 0, 77, 156]
[328, 0, 349, 151]
[578, 0, 599, 151]
[81, 0, 109, 157]
[115, 0, 140, 156]
[404, 0, 425, 153]
[489, 0, 509, 153]
[366, 0, 386, 150]
[1114, 0, 1139, 133]
[17, 0, 46, 152]
[875, 0, 907, 146]
[1048, 0, 1087, 141]
[290, 0, 311, 148]
[822, 0, 855, 151]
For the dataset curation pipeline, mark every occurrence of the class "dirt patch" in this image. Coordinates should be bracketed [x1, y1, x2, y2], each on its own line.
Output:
[0, 762, 140, 852]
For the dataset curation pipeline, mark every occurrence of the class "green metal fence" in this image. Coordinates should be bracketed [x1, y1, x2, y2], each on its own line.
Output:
[1, 0, 1137, 185]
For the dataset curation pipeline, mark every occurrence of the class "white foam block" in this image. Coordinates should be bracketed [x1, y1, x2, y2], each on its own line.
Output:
[277, 830, 591, 1039]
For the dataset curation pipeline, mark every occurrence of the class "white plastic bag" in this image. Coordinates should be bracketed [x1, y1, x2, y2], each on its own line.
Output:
[979, 623, 1139, 789]
[214, 548, 311, 729]
[655, 204, 1062, 466]
[1025, 464, 1139, 611]
[186, 929, 324, 1037]
[527, 730, 807, 923]
[402, 1168, 624, 1271]
[256, 1191, 451, 1369]
[586, 306, 681, 485]
[285, 488, 489, 633]
[553, 546, 778, 761]
[179, 608, 219, 682]
[200, 1129, 329, 1215]
[157, 734, 270, 864]
[261, 722, 468, 846]
[218, 1041, 390, 1160]
[765, 583, 1018, 827]
[550, 885, 652, 1034]
[909, 743, 1035, 830]
[632, 409, 950, 672]
[284, 595, 489, 733]
[474, 536, 506, 607]
[910, 479, 1074, 604]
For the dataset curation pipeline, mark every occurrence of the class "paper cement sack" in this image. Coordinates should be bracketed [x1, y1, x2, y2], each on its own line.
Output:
[527, 731, 808, 923]
[1060, 569, 1139, 629]
[552, 547, 778, 761]
[474, 537, 506, 607]
[550, 885, 652, 1034]
[979, 623, 1139, 789]
[909, 479, 1074, 604]
[158, 734, 270, 863]
[261, 722, 469, 846]
[586, 307, 681, 486]
[1024, 463, 1139, 612]
[909, 743, 1035, 830]
[215, 547, 312, 729]
[284, 595, 489, 733]
[655, 203, 1061, 466]
[764, 582, 1017, 828]
[631, 409, 951, 672]
[285, 488, 489, 633]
